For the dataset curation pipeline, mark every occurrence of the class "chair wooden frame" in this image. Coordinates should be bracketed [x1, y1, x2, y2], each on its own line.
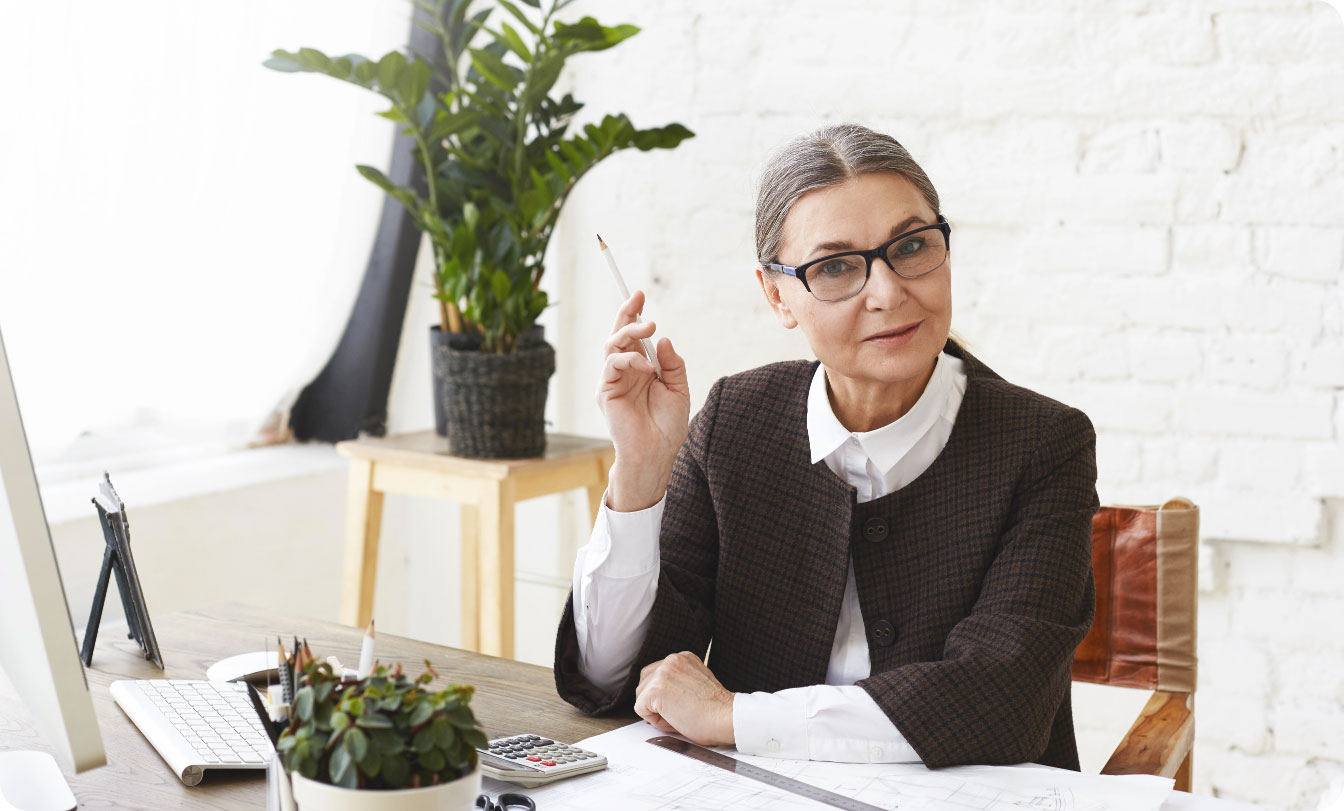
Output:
[1074, 497, 1199, 791]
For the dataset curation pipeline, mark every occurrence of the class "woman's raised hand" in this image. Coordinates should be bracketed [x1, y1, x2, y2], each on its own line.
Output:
[597, 290, 690, 512]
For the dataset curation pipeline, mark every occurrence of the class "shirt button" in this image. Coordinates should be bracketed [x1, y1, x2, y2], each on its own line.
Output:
[870, 620, 896, 647]
[862, 517, 889, 543]
[766, 739, 781, 753]
[870, 745, 884, 760]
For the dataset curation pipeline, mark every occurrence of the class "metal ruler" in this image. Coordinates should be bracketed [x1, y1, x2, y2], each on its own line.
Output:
[646, 736, 886, 811]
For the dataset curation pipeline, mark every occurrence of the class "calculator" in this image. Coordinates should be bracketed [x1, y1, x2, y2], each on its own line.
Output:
[476, 734, 608, 787]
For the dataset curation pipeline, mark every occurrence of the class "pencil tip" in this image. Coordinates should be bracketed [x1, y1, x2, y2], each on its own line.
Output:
[596, 233, 606, 249]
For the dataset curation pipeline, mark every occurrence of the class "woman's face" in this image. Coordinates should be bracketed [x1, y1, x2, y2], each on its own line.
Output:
[757, 172, 952, 394]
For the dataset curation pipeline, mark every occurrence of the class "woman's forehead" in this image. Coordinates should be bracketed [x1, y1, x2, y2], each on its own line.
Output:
[782, 173, 933, 257]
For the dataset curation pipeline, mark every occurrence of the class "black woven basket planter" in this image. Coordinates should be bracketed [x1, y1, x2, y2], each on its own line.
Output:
[432, 326, 555, 458]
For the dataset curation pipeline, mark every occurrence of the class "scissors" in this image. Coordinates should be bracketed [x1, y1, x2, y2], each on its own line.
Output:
[476, 792, 537, 811]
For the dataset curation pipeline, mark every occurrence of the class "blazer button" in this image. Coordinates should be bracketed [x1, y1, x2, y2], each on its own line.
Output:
[862, 517, 889, 543]
[870, 620, 896, 647]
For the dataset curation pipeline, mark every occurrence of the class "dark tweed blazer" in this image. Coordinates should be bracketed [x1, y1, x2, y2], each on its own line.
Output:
[553, 338, 1099, 770]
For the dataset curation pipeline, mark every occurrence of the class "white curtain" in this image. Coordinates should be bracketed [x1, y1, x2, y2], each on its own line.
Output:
[0, 1, 413, 473]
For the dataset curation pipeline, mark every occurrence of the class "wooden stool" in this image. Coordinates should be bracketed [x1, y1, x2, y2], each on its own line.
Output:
[335, 431, 614, 659]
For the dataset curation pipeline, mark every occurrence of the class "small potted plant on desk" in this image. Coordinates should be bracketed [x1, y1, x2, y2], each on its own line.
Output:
[279, 659, 486, 810]
[265, 0, 693, 458]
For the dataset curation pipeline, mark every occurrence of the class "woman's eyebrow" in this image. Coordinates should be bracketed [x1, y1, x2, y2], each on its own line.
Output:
[810, 215, 928, 255]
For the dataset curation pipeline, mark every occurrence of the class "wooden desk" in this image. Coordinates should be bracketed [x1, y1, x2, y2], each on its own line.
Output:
[335, 431, 614, 659]
[0, 603, 631, 809]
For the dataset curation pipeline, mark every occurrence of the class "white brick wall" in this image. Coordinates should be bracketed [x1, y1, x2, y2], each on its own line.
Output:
[526, 1, 1344, 806]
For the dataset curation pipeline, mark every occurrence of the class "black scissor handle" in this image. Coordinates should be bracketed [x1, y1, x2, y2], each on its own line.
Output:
[476, 792, 537, 811]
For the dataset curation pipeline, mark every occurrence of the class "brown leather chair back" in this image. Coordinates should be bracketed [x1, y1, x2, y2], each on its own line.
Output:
[1072, 497, 1200, 693]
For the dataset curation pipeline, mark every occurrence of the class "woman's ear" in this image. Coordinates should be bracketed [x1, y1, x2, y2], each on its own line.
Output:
[755, 267, 799, 329]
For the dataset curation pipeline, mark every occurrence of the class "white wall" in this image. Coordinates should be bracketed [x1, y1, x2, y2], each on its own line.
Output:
[533, 0, 1344, 807]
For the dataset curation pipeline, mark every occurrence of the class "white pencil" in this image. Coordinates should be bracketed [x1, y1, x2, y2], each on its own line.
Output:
[357, 619, 375, 679]
[597, 234, 663, 382]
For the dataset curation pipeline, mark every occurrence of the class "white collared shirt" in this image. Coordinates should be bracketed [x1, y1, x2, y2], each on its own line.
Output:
[572, 352, 968, 762]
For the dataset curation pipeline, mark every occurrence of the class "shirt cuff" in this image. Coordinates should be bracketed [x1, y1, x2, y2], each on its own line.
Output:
[732, 686, 922, 764]
[732, 691, 809, 760]
[586, 487, 665, 579]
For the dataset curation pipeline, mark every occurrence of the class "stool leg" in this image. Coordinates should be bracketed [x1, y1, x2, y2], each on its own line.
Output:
[459, 503, 480, 652]
[477, 480, 516, 658]
[340, 460, 384, 627]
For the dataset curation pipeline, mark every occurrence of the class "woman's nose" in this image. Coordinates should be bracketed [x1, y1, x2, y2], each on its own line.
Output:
[862, 256, 908, 309]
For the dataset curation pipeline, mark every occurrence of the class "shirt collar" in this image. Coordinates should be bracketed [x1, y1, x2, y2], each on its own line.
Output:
[806, 352, 957, 473]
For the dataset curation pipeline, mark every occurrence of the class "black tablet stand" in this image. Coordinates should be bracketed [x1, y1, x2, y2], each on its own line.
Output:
[80, 472, 163, 669]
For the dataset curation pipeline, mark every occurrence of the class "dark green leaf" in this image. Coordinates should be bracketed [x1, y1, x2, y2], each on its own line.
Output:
[330, 711, 350, 733]
[463, 728, 489, 749]
[382, 752, 410, 786]
[420, 747, 446, 772]
[377, 51, 408, 96]
[552, 17, 640, 52]
[413, 725, 437, 753]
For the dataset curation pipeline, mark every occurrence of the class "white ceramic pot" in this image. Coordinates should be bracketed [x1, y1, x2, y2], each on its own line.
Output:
[290, 766, 481, 811]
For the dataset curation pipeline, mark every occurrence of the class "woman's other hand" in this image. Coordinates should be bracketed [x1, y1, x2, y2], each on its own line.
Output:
[633, 652, 735, 746]
[598, 289, 690, 512]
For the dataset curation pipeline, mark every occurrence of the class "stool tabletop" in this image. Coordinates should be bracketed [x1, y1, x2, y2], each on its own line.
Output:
[335, 431, 613, 476]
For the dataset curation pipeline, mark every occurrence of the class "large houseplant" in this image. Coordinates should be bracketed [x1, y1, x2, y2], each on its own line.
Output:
[279, 658, 486, 809]
[266, 0, 693, 457]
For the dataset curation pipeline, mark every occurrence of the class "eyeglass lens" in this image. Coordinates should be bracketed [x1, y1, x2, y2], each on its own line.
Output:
[804, 229, 948, 301]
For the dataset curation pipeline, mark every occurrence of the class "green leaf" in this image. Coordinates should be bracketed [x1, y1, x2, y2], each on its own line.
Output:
[359, 747, 383, 778]
[399, 59, 430, 108]
[294, 687, 314, 722]
[552, 17, 640, 52]
[419, 747, 446, 772]
[428, 110, 482, 142]
[344, 726, 370, 762]
[262, 52, 304, 72]
[432, 716, 455, 748]
[518, 0, 540, 7]
[329, 744, 353, 785]
[377, 51, 408, 96]
[463, 728, 489, 749]
[495, 0, 540, 35]
[297, 47, 332, 70]
[408, 701, 434, 727]
[520, 53, 563, 111]
[413, 725, 437, 753]
[497, 22, 532, 61]
[355, 712, 394, 729]
[330, 711, 350, 733]
[468, 47, 521, 93]
[490, 270, 512, 303]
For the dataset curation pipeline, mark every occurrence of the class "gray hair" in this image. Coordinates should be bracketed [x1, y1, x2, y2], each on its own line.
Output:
[755, 123, 941, 266]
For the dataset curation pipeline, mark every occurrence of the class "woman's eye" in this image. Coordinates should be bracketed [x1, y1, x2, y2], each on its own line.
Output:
[818, 259, 850, 275]
[895, 237, 925, 256]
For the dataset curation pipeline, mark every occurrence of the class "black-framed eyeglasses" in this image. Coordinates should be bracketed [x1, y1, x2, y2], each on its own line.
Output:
[764, 215, 951, 302]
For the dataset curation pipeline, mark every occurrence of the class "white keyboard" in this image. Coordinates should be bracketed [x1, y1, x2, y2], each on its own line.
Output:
[110, 679, 274, 786]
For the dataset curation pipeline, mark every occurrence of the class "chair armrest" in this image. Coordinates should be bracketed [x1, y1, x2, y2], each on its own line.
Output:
[1101, 690, 1194, 779]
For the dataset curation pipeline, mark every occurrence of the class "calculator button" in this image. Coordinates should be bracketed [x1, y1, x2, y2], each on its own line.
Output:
[537, 739, 552, 746]
[542, 761, 556, 766]
[526, 756, 541, 762]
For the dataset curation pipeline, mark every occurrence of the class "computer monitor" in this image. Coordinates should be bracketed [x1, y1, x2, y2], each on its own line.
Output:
[0, 324, 107, 780]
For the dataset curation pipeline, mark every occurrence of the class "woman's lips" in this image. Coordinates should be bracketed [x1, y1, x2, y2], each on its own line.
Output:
[865, 321, 922, 346]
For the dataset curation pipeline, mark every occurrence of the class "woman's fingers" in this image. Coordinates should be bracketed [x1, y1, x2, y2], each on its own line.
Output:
[600, 350, 655, 388]
[602, 319, 657, 359]
[608, 289, 645, 335]
[653, 337, 687, 393]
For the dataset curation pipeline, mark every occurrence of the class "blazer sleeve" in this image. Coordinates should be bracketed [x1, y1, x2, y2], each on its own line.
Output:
[857, 406, 1099, 768]
[553, 377, 724, 715]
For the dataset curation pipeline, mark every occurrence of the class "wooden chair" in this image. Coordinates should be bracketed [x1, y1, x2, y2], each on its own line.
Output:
[1073, 497, 1199, 791]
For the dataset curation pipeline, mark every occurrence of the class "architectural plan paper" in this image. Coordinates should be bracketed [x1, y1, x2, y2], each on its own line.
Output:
[481, 720, 1174, 811]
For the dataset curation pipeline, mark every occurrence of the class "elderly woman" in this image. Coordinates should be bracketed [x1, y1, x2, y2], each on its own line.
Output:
[553, 123, 1098, 770]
